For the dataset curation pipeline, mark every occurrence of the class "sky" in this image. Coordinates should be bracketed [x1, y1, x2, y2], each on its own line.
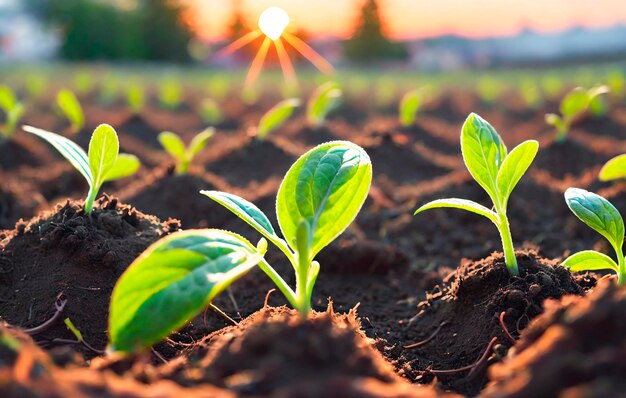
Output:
[182, 0, 626, 41]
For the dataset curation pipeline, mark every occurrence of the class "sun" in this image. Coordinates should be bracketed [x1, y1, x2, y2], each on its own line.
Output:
[258, 7, 290, 41]
[217, 7, 334, 88]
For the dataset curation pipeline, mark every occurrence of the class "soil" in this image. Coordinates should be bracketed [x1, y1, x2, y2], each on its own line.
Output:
[0, 196, 180, 357]
[383, 250, 594, 396]
[483, 278, 626, 398]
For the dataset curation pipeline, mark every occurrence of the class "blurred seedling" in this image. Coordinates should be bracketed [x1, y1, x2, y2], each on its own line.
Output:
[563, 188, 626, 285]
[158, 80, 182, 110]
[0, 85, 25, 140]
[307, 82, 342, 128]
[415, 113, 539, 276]
[399, 88, 424, 127]
[256, 98, 301, 139]
[199, 98, 222, 125]
[545, 85, 610, 142]
[23, 124, 140, 213]
[108, 141, 372, 353]
[126, 84, 145, 114]
[158, 128, 214, 174]
[57, 89, 85, 134]
[599, 154, 626, 182]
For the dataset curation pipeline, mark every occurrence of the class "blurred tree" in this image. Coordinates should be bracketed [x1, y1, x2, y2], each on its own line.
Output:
[25, 0, 192, 62]
[343, 0, 407, 63]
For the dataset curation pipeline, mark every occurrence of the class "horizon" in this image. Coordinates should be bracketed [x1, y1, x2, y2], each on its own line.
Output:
[182, 0, 626, 42]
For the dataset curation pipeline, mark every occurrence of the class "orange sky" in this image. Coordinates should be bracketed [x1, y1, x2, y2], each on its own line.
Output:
[182, 0, 626, 41]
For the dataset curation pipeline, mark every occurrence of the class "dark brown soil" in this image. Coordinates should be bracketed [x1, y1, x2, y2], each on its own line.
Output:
[0, 180, 44, 231]
[117, 164, 232, 228]
[483, 278, 626, 398]
[150, 306, 457, 397]
[388, 250, 593, 396]
[533, 137, 610, 180]
[0, 196, 179, 357]
[208, 138, 297, 187]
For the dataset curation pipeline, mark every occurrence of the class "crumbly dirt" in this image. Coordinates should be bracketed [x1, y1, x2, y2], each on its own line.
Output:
[0, 196, 180, 357]
[482, 278, 626, 398]
[386, 250, 595, 396]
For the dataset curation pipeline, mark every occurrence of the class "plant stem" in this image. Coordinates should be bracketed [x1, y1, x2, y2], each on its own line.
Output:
[618, 253, 625, 286]
[295, 249, 311, 317]
[84, 185, 98, 214]
[257, 259, 298, 308]
[496, 212, 518, 276]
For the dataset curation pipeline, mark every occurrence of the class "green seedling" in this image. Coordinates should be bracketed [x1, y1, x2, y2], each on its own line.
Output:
[199, 98, 222, 125]
[519, 79, 542, 109]
[158, 128, 214, 174]
[545, 85, 610, 142]
[57, 89, 84, 134]
[74, 71, 94, 95]
[108, 141, 372, 353]
[24, 74, 46, 98]
[23, 124, 140, 213]
[158, 81, 182, 110]
[126, 84, 145, 114]
[600, 154, 626, 182]
[399, 89, 422, 127]
[563, 188, 626, 285]
[607, 69, 624, 97]
[257, 98, 301, 139]
[0, 85, 24, 139]
[414, 113, 539, 276]
[307, 82, 342, 128]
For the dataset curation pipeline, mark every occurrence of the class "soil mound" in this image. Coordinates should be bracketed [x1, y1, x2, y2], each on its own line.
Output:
[0, 196, 180, 356]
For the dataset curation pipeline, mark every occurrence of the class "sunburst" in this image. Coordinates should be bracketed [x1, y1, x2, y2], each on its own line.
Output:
[218, 7, 334, 88]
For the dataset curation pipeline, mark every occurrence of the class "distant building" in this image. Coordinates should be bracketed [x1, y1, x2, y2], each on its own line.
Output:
[0, 0, 59, 62]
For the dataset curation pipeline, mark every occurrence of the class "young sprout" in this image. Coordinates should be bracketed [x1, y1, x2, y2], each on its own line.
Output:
[126, 84, 145, 114]
[563, 188, 626, 285]
[414, 113, 539, 276]
[23, 124, 140, 213]
[108, 141, 372, 353]
[599, 154, 626, 182]
[74, 71, 94, 95]
[256, 98, 301, 139]
[307, 82, 342, 128]
[0, 85, 24, 140]
[399, 89, 422, 127]
[57, 89, 85, 134]
[545, 85, 610, 142]
[199, 98, 222, 125]
[157, 128, 214, 174]
[158, 81, 182, 110]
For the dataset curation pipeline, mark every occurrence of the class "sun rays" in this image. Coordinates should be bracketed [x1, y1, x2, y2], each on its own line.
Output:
[217, 7, 334, 88]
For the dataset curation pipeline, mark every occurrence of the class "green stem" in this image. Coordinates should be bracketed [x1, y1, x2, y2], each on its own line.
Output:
[295, 249, 311, 317]
[257, 259, 298, 308]
[84, 185, 99, 214]
[496, 212, 518, 276]
[617, 252, 625, 286]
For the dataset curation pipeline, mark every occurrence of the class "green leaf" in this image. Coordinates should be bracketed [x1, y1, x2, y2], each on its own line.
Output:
[276, 141, 372, 258]
[158, 131, 186, 161]
[599, 154, 626, 181]
[188, 128, 214, 157]
[200, 191, 279, 241]
[109, 229, 264, 353]
[57, 89, 84, 132]
[200, 98, 222, 125]
[496, 140, 538, 204]
[23, 125, 92, 184]
[461, 113, 507, 199]
[307, 82, 342, 127]
[587, 85, 610, 100]
[0, 85, 16, 111]
[565, 188, 625, 251]
[560, 87, 590, 117]
[399, 89, 421, 126]
[88, 124, 119, 187]
[127, 85, 144, 114]
[563, 250, 619, 273]
[414, 198, 498, 223]
[104, 154, 140, 182]
[545, 113, 562, 128]
[257, 98, 301, 139]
